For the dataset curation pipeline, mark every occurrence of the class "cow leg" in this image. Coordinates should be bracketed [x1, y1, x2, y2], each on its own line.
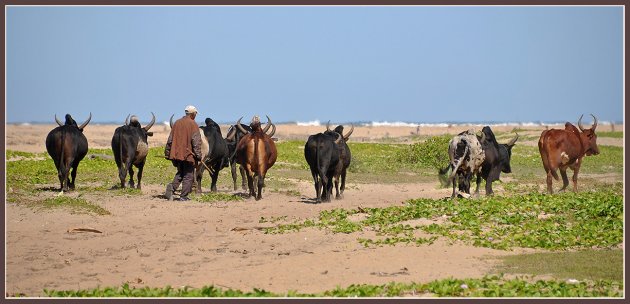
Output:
[69, 161, 78, 190]
[246, 172, 255, 198]
[310, 168, 321, 203]
[558, 167, 569, 193]
[326, 173, 335, 202]
[334, 175, 341, 199]
[128, 164, 135, 188]
[320, 170, 330, 202]
[546, 171, 554, 194]
[62, 159, 74, 192]
[474, 174, 482, 197]
[136, 163, 144, 190]
[210, 166, 219, 192]
[450, 176, 457, 199]
[240, 166, 248, 190]
[117, 161, 127, 189]
[230, 162, 238, 191]
[485, 167, 502, 196]
[570, 160, 582, 192]
[256, 174, 265, 201]
[340, 169, 347, 195]
[195, 165, 204, 194]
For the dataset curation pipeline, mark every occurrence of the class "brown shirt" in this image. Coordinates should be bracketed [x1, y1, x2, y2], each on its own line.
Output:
[165, 115, 202, 163]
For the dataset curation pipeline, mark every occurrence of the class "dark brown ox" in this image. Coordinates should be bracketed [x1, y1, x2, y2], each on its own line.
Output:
[45, 113, 92, 193]
[234, 115, 277, 200]
[538, 114, 600, 194]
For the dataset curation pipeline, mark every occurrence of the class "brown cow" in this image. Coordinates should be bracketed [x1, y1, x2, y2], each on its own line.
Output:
[538, 114, 600, 194]
[235, 115, 277, 200]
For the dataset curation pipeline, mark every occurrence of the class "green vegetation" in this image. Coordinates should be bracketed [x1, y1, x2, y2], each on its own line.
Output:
[43, 276, 623, 297]
[395, 135, 451, 170]
[498, 249, 623, 281]
[6, 150, 48, 159]
[38, 196, 110, 215]
[597, 131, 623, 138]
[265, 186, 623, 251]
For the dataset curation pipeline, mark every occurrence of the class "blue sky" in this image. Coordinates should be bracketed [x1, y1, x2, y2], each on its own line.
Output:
[6, 6, 623, 124]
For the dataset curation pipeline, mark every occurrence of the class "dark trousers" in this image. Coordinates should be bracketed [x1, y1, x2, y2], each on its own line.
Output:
[170, 160, 195, 198]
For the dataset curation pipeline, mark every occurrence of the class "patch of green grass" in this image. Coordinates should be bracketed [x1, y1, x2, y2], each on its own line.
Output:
[395, 135, 451, 170]
[6, 150, 48, 159]
[38, 196, 110, 215]
[265, 186, 623, 251]
[194, 192, 243, 203]
[42, 276, 623, 297]
[274, 140, 440, 183]
[597, 131, 623, 138]
[497, 249, 623, 281]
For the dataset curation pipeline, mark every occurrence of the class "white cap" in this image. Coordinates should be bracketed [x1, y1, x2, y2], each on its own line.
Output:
[185, 105, 198, 114]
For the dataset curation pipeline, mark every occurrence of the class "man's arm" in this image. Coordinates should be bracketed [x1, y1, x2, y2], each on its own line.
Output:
[165, 132, 173, 158]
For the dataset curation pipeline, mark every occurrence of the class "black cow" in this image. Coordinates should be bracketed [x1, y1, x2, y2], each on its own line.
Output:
[197, 118, 230, 192]
[225, 123, 252, 191]
[472, 126, 518, 196]
[111, 113, 156, 189]
[45, 113, 92, 193]
[304, 131, 342, 203]
[326, 122, 354, 199]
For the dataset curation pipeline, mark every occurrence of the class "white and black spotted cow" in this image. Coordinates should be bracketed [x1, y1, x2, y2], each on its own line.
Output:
[440, 129, 485, 198]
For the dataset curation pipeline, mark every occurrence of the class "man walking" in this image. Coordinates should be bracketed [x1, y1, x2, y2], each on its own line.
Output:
[164, 105, 202, 201]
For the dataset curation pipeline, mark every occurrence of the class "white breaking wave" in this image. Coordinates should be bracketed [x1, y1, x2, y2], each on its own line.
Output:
[296, 120, 321, 126]
[361, 121, 617, 127]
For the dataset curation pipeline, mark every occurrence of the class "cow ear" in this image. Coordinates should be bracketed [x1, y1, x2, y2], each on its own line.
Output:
[147, 132, 154, 137]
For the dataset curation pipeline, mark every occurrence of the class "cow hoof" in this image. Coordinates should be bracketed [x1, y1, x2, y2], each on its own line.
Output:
[335, 194, 343, 200]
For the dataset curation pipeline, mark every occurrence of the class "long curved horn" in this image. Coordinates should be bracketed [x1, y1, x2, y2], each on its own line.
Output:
[507, 133, 519, 146]
[54, 114, 63, 126]
[343, 124, 354, 140]
[326, 120, 331, 132]
[262, 115, 273, 134]
[334, 132, 342, 144]
[267, 124, 276, 137]
[590, 114, 598, 131]
[577, 114, 585, 132]
[235, 117, 248, 134]
[169, 114, 175, 128]
[78, 112, 92, 130]
[124, 114, 131, 126]
[143, 112, 156, 131]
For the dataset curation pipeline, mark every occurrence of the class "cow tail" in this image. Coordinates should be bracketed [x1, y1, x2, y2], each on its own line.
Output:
[119, 129, 125, 173]
[546, 146, 560, 181]
[59, 128, 67, 178]
[540, 134, 559, 181]
[449, 145, 469, 181]
[316, 138, 320, 183]
[254, 135, 260, 177]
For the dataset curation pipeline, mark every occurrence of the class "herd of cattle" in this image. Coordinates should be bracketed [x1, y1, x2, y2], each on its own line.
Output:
[44, 113, 600, 201]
